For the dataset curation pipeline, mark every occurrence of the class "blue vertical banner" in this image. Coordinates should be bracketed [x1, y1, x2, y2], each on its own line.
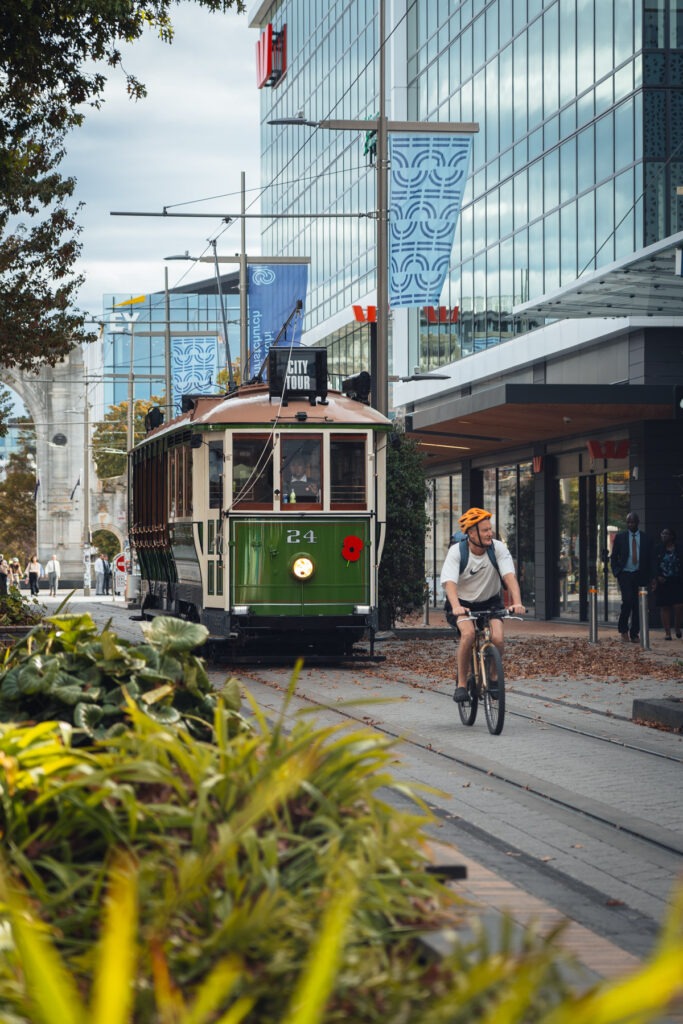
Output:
[389, 133, 472, 307]
[171, 336, 220, 415]
[248, 263, 308, 377]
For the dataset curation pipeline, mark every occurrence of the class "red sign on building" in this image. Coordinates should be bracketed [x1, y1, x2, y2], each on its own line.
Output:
[423, 305, 460, 323]
[256, 23, 287, 88]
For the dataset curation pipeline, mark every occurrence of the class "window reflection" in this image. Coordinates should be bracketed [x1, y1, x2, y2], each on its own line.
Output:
[330, 436, 365, 506]
[232, 437, 273, 507]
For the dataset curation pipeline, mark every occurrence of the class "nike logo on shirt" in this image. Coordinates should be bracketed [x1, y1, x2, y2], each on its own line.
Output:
[468, 567, 482, 575]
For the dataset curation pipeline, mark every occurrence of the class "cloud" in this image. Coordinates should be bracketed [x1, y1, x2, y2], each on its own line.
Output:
[60, 3, 262, 318]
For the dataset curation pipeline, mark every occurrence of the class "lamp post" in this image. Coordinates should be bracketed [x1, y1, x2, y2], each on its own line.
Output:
[268, 0, 477, 417]
[83, 387, 91, 596]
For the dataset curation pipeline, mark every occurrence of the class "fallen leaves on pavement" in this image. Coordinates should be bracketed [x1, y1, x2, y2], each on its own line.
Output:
[375, 636, 683, 683]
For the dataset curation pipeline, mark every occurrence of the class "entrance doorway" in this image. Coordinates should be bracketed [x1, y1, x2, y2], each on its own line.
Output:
[556, 468, 629, 622]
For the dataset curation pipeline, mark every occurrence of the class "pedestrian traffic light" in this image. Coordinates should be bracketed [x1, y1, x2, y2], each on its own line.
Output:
[674, 384, 683, 418]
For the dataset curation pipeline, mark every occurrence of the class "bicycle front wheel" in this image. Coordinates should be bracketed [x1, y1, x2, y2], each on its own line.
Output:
[482, 644, 505, 735]
[457, 671, 478, 726]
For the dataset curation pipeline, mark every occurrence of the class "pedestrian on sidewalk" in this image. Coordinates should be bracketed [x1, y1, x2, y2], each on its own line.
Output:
[45, 553, 61, 596]
[25, 555, 43, 597]
[652, 527, 683, 640]
[94, 552, 106, 595]
[610, 512, 654, 643]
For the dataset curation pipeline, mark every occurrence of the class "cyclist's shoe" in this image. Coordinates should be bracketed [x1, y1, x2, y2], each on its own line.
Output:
[488, 683, 498, 698]
[453, 686, 468, 703]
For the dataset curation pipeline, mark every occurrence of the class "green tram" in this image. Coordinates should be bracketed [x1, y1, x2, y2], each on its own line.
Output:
[129, 349, 391, 654]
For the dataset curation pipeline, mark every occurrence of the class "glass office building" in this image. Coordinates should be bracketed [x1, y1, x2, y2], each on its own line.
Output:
[251, 0, 683, 624]
[99, 277, 239, 415]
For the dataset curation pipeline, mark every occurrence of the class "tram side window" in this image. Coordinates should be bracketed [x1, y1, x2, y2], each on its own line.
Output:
[330, 436, 366, 507]
[281, 438, 321, 504]
[233, 436, 273, 506]
[209, 442, 223, 509]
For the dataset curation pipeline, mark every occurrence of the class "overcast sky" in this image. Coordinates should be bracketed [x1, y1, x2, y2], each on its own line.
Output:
[61, 2, 263, 321]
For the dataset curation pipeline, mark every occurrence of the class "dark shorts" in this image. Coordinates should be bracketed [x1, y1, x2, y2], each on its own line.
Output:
[445, 595, 503, 632]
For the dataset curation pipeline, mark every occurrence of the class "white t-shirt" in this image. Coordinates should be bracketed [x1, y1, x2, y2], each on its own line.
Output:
[440, 540, 515, 604]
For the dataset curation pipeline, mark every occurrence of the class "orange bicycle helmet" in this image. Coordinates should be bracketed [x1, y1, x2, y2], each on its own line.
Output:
[458, 507, 492, 531]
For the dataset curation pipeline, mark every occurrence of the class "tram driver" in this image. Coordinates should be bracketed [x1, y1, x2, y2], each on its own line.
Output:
[283, 453, 319, 502]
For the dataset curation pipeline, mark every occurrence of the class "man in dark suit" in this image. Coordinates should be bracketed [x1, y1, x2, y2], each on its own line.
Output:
[610, 512, 653, 642]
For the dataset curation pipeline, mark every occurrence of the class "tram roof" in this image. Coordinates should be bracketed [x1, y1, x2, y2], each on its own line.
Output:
[140, 383, 391, 445]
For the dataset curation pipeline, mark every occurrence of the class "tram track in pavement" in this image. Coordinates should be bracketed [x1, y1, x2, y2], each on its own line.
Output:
[231, 661, 683, 861]
[231, 656, 683, 964]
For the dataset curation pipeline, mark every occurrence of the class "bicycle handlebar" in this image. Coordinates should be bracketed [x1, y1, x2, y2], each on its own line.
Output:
[456, 607, 527, 622]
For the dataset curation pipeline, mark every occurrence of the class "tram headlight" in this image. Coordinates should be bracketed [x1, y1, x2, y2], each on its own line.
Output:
[291, 555, 315, 580]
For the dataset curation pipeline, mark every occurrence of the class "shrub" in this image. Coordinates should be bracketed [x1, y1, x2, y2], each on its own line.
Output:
[0, 622, 681, 1023]
[0, 613, 243, 741]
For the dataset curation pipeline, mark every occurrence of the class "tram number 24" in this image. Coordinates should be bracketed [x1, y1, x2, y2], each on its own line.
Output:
[287, 529, 317, 544]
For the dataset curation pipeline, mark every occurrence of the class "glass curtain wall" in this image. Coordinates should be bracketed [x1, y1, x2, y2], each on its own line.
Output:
[435, 462, 535, 611]
[557, 465, 630, 621]
[406, 0, 683, 372]
[426, 473, 462, 605]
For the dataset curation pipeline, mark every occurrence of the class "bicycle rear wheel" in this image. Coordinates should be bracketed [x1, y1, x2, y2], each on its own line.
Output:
[482, 644, 505, 735]
[457, 672, 478, 726]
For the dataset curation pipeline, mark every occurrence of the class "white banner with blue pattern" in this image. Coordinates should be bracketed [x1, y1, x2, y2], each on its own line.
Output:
[389, 133, 472, 308]
[171, 335, 220, 415]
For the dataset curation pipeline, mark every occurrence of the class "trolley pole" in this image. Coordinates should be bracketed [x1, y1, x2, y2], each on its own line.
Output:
[588, 587, 598, 643]
[639, 588, 650, 650]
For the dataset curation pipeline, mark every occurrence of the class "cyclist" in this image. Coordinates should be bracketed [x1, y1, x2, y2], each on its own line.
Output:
[440, 507, 524, 703]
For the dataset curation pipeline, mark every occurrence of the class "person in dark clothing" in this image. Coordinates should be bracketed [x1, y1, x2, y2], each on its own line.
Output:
[652, 527, 683, 640]
[610, 512, 654, 642]
[103, 557, 112, 596]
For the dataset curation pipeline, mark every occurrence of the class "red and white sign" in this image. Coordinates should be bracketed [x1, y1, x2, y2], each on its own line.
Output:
[256, 23, 287, 88]
[114, 553, 127, 574]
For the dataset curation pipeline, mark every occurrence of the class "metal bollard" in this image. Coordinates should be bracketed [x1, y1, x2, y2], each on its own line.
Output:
[639, 587, 650, 650]
[588, 587, 598, 643]
[423, 597, 430, 626]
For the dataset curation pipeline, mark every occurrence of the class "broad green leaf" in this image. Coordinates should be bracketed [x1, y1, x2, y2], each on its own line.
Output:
[73, 702, 104, 735]
[141, 703, 182, 725]
[141, 616, 208, 653]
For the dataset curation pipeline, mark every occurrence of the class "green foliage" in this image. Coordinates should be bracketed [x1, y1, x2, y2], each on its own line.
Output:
[0, 705, 682, 1023]
[91, 529, 120, 561]
[0, 587, 44, 627]
[379, 428, 430, 626]
[92, 394, 165, 478]
[0, 622, 681, 1022]
[0, 612, 244, 741]
[0, 0, 246, 369]
[0, 427, 38, 558]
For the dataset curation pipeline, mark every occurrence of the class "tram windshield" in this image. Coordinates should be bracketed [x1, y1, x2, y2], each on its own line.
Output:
[281, 438, 321, 504]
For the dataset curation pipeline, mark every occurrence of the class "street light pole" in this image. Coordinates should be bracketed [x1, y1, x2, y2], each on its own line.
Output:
[83, 387, 91, 596]
[375, 0, 389, 416]
[164, 265, 173, 420]
[127, 321, 136, 451]
[210, 239, 237, 391]
[240, 170, 248, 375]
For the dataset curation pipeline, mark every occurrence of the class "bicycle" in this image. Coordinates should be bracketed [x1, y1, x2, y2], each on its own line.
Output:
[451, 608, 523, 736]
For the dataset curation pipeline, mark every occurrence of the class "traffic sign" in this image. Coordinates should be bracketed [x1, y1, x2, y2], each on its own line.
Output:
[114, 553, 127, 574]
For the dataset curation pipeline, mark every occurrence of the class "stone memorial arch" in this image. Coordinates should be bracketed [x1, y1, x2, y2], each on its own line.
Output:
[4, 347, 127, 585]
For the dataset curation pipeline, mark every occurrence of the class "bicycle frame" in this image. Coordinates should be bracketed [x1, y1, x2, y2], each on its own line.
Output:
[453, 607, 522, 735]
